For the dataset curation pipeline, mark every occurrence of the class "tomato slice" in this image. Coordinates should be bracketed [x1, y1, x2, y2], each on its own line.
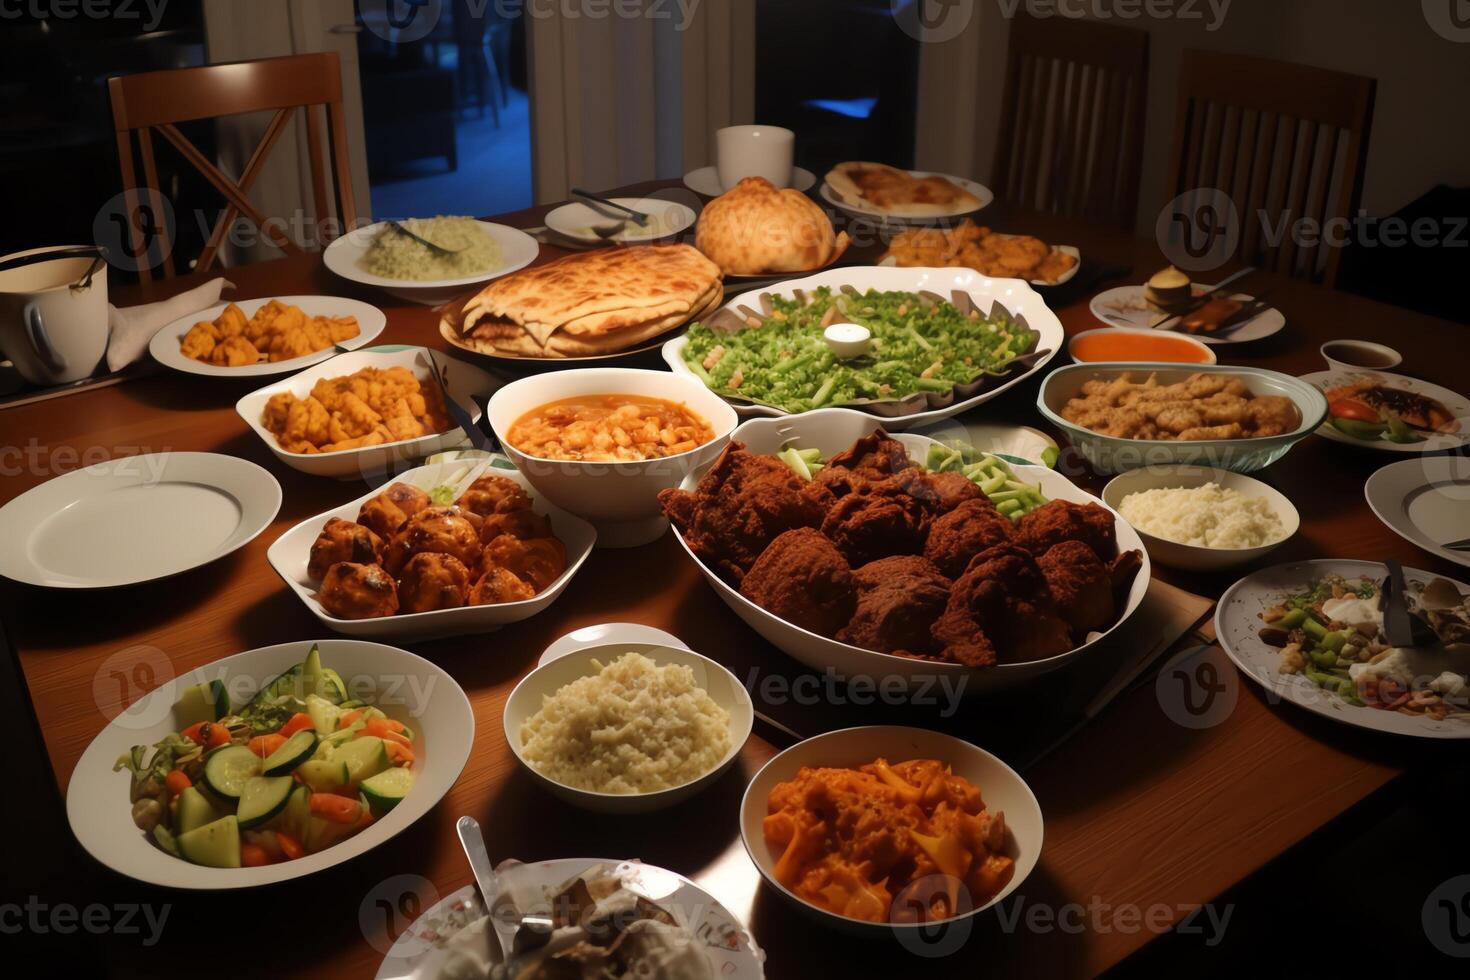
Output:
[1329, 397, 1381, 423]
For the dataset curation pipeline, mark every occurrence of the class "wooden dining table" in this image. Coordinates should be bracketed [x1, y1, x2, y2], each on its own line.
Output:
[4, 180, 1466, 977]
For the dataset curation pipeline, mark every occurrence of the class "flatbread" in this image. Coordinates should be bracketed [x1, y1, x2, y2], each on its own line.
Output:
[695, 177, 847, 275]
[825, 161, 982, 218]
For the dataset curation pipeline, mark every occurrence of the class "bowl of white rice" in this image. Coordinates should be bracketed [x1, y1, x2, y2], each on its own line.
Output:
[503, 643, 753, 813]
[323, 216, 540, 306]
[1102, 465, 1299, 571]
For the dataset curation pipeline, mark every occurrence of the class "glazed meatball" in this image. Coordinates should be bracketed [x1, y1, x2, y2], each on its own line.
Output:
[397, 553, 472, 613]
[458, 474, 532, 518]
[316, 562, 399, 619]
[307, 518, 385, 581]
[469, 566, 536, 605]
[357, 482, 432, 539]
[479, 508, 554, 544]
[383, 506, 481, 574]
[483, 533, 567, 593]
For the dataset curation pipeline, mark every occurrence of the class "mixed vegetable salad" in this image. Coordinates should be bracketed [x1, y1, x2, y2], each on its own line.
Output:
[776, 440, 1051, 520]
[682, 286, 1038, 413]
[115, 645, 417, 869]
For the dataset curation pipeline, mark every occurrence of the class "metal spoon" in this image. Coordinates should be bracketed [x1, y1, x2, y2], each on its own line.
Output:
[386, 219, 464, 257]
[456, 816, 513, 963]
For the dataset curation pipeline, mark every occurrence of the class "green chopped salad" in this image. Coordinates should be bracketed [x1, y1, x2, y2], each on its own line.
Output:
[681, 286, 1038, 413]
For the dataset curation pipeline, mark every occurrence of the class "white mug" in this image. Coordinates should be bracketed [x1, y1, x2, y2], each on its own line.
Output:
[0, 247, 110, 385]
[716, 125, 795, 191]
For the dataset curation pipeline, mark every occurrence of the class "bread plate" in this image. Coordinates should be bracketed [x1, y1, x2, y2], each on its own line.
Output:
[820, 167, 993, 222]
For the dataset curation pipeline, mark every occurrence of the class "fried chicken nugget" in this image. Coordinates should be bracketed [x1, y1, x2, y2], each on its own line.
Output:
[209, 335, 260, 367]
[179, 321, 219, 361]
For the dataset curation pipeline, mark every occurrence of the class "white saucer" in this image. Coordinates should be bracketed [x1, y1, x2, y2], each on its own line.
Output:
[1090, 284, 1285, 344]
[683, 165, 816, 197]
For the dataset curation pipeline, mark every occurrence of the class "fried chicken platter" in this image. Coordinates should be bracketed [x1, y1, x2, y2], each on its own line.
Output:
[267, 461, 597, 639]
[660, 428, 1148, 680]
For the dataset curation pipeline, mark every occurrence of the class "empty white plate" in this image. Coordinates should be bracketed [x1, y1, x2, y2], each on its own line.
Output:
[1366, 456, 1470, 570]
[543, 197, 696, 243]
[683, 164, 816, 196]
[148, 295, 387, 378]
[0, 452, 282, 588]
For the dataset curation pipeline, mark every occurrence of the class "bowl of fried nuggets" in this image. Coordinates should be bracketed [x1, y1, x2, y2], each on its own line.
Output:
[658, 409, 1150, 692]
[236, 347, 500, 479]
[149, 295, 386, 377]
[267, 459, 596, 641]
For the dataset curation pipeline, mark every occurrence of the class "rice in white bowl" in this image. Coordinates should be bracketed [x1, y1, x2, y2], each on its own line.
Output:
[519, 652, 731, 794]
[358, 216, 503, 280]
[1119, 483, 1285, 549]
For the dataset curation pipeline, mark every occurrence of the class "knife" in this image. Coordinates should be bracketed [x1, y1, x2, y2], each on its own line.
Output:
[1382, 560, 1416, 648]
[424, 350, 499, 454]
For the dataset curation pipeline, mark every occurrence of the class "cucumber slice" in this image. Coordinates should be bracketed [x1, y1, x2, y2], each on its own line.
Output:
[338, 698, 365, 710]
[203, 744, 260, 800]
[152, 824, 180, 857]
[236, 775, 295, 830]
[321, 667, 349, 704]
[305, 694, 341, 736]
[296, 759, 351, 792]
[332, 735, 390, 785]
[360, 767, 414, 814]
[271, 784, 311, 840]
[175, 786, 222, 835]
[302, 810, 362, 853]
[176, 815, 240, 868]
[261, 730, 318, 776]
[174, 680, 230, 729]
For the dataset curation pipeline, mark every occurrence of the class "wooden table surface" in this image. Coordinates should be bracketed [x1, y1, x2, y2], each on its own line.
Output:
[4, 183, 1466, 977]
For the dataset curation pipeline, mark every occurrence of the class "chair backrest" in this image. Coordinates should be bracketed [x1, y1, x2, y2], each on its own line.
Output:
[107, 51, 358, 280]
[1166, 49, 1376, 288]
[992, 15, 1150, 230]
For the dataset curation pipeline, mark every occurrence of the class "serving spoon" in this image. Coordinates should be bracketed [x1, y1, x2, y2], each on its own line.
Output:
[385, 219, 464, 257]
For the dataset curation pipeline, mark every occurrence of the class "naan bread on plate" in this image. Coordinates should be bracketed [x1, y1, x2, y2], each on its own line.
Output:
[825, 161, 983, 217]
[696, 177, 849, 275]
[444, 244, 722, 358]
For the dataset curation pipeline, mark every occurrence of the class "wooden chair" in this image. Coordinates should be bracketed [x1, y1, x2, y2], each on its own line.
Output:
[991, 15, 1150, 230]
[1166, 49, 1376, 288]
[108, 52, 358, 280]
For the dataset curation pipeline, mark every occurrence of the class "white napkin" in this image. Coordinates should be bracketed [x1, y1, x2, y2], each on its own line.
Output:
[106, 277, 235, 371]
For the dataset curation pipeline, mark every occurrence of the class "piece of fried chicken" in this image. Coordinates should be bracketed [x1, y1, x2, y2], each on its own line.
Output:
[739, 527, 857, 637]
[836, 555, 951, 655]
[357, 482, 433, 539]
[931, 544, 1073, 667]
[879, 468, 985, 515]
[823, 431, 916, 483]
[396, 553, 471, 613]
[469, 566, 536, 605]
[1014, 499, 1118, 561]
[923, 498, 1016, 578]
[478, 508, 554, 544]
[820, 491, 926, 567]
[308, 517, 385, 581]
[483, 533, 566, 592]
[659, 442, 832, 584]
[1035, 540, 1115, 635]
[459, 473, 533, 518]
[383, 505, 481, 574]
[316, 562, 399, 619]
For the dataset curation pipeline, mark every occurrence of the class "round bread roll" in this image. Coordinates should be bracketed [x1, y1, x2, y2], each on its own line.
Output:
[696, 177, 847, 275]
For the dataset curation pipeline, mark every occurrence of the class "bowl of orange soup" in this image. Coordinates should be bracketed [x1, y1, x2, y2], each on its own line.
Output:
[488, 368, 737, 547]
[1069, 328, 1216, 365]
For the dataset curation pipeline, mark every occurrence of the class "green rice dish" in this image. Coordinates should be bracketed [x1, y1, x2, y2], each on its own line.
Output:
[681, 286, 1038, 413]
[358, 216, 503, 281]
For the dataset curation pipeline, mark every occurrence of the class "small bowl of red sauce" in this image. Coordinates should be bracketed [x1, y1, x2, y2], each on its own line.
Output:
[1069, 328, 1217, 365]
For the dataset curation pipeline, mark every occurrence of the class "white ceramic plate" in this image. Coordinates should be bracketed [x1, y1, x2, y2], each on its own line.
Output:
[148, 295, 387, 378]
[662, 266, 1064, 432]
[1215, 559, 1470, 738]
[375, 859, 765, 980]
[670, 409, 1151, 692]
[503, 641, 753, 813]
[0, 452, 281, 589]
[543, 197, 696, 243]
[1300, 369, 1470, 453]
[235, 346, 501, 480]
[67, 639, 475, 889]
[537, 622, 691, 665]
[820, 170, 994, 221]
[879, 242, 1080, 288]
[1090, 284, 1285, 344]
[323, 220, 539, 306]
[739, 726, 1041, 934]
[266, 459, 596, 641]
[1365, 457, 1470, 570]
[684, 164, 815, 196]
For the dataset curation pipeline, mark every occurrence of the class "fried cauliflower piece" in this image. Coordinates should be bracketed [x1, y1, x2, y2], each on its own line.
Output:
[179, 321, 219, 361]
[316, 562, 399, 619]
[357, 482, 432, 539]
[383, 505, 481, 574]
[308, 517, 385, 581]
[482, 533, 566, 592]
[397, 553, 471, 613]
[469, 566, 536, 605]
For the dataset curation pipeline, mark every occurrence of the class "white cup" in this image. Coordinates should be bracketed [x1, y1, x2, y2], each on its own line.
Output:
[0, 247, 110, 385]
[716, 125, 795, 191]
[1320, 339, 1402, 373]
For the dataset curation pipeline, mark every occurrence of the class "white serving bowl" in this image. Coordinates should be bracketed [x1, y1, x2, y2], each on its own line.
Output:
[267, 458, 596, 641]
[67, 638, 474, 890]
[670, 408, 1151, 693]
[502, 641, 753, 814]
[661, 265, 1064, 431]
[1037, 362, 1327, 475]
[235, 346, 501, 480]
[487, 368, 738, 547]
[1101, 466, 1299, 572]
[739, 725, 1042, 934]
[1066, 327, 1217, 365]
